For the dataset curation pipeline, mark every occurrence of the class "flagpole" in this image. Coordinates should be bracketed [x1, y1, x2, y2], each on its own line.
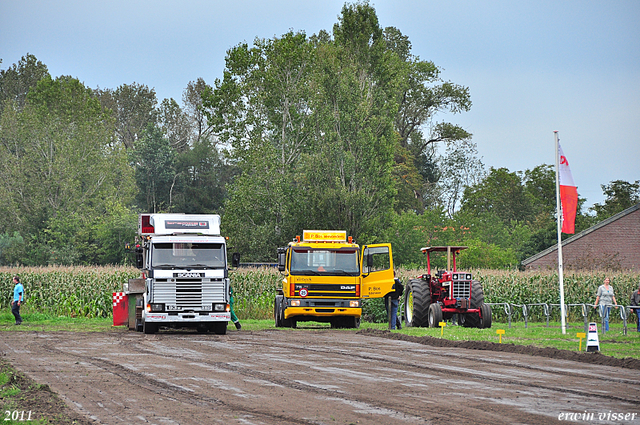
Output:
[554, 131, 567, 335]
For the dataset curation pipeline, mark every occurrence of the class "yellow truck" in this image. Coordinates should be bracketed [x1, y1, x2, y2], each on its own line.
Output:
[274, 230, 395, 328]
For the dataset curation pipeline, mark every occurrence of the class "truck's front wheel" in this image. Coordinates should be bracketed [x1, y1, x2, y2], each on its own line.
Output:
[143, 320, 157, 334]
[274, 295, 283, 327]
[212, 321, 227, 335]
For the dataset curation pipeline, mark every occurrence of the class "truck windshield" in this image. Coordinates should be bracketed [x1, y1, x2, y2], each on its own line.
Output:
[152, 243, 226, 269]
[290, 248, 359, 276]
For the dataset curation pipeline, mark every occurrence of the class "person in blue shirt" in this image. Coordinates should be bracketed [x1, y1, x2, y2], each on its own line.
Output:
[12, 276, 24, 325]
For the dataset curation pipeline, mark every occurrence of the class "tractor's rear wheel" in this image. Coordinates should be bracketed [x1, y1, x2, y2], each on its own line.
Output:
[404, 278, 430, 327]
[461, 280, 486, 328]
[428, 303, 443, 328]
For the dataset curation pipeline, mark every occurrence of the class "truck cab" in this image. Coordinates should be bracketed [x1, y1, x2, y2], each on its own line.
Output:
[274, 230, 395, 328]
[135, 214, 231, 334]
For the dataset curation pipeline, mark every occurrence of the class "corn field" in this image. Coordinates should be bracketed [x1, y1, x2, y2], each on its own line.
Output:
[1, 266, 139, 318]
[397, 268, 640, 322]
[230, 267, 281, 319]
[1, 266, 638, 322]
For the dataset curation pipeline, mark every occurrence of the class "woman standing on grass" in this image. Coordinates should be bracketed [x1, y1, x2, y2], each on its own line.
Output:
[594, 277, 618, 331]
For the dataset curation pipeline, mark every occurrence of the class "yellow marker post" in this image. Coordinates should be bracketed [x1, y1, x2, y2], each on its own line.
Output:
[577, 332, 586, 351]
[496, 329, 505, 343]
[439, 322, 446, 337]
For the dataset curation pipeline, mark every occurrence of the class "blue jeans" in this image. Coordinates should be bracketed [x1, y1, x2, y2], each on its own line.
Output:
[385, 297, 400, 329]
[599, 305, 611, 331]
[634, 310, 640, 332]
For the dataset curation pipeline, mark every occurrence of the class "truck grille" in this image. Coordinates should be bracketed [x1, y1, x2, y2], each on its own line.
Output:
[153, 278, 226, 308]
[452, 281, 471, 299]
[294, 283, 357, 298]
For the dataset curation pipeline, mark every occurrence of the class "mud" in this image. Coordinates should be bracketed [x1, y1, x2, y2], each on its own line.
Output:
[0, 358, 93, 424]
[1, 329, 639, 425]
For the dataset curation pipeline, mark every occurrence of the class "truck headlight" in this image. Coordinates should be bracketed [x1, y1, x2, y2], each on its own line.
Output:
[214, 304, 225, 311]
[349, 300, 360, 308]
[150, 303, 164, 312]
[290, 300, 301, 307]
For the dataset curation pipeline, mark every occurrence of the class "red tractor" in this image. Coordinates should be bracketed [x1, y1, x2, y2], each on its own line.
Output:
[403, 246, 492, 329]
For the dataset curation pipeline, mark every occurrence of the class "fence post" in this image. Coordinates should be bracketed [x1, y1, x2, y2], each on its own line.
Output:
[544, 303, 550, 327]
[620, 306, 628, 336]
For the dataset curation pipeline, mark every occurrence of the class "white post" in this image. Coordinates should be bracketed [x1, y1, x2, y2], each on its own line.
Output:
[554, 131, 567, 334]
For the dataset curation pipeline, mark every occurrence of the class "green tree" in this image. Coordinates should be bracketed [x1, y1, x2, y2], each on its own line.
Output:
[172, 137, 236, 214]
[383, 27, 472, 210]
[132, 124, 176, 213]
[384, 209, 448, 267]
[158, 97, 192, 152]
[0, 54, 50, 111]
[522, 164, 556, 228]
[302, 2, 399, 241]
[95, 82, 158, 149]
[0, 75, 135, 264]
[202, 30, 318, 259]
[460, 167, 535, 224]
[438, 140, 485, 217]
[590, 179, 640, 220]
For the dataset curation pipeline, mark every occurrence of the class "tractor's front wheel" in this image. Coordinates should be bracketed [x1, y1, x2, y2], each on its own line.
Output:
[479, 303, 492, 329]
[428, 303, 443, 328]
[461, 280, 487, 328]
[404, 278, 430, 327]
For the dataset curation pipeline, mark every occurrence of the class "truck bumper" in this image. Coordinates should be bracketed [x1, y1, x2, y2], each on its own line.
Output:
[284, 307, 361, 320]
[144, 312, 230, 322]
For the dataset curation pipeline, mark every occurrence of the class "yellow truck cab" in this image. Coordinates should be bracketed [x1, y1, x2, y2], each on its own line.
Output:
[274, 230, 395, 328]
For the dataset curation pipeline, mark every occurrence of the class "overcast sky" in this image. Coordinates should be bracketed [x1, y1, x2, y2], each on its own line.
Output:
[2, 0, 639, 208]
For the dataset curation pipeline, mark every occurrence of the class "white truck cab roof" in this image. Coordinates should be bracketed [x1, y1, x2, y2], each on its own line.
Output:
[139, 214, 221, 236]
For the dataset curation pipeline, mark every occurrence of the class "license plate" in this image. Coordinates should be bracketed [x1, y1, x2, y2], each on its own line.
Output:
[166, 304, 182, 311]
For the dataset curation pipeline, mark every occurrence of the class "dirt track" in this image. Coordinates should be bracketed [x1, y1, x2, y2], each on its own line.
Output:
[1, 328, 639, 425]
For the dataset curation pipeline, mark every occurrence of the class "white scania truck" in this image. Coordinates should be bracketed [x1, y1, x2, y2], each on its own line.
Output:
[133, 213, 231, 334]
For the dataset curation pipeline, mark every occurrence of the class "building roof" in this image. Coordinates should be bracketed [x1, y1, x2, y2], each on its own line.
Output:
[521, 202, 640, 266]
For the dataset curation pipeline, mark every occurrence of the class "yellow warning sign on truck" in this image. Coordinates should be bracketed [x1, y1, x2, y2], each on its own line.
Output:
[302, 230, 347, 242]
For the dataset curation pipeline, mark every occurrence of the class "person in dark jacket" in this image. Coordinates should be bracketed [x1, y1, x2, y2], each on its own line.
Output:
[630, 282, 640, 332]
[384, 273, 404, 330]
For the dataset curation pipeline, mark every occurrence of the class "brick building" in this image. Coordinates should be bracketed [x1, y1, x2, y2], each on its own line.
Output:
[522, 203, 640, 271]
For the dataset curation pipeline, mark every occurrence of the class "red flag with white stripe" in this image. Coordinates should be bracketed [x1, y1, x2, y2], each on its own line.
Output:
[558, 143, 577, 234]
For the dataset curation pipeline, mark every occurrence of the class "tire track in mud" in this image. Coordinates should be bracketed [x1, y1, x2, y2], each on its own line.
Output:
[200, 330, 639, 406]
[39, 342, 315, 425]
[111, 332, 638, 421]
[24, 330, 637, 425]
[111, 335, 436, 424]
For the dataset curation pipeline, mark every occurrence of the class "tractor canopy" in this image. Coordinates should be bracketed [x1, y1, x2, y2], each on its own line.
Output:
[420, 246, 468, 275]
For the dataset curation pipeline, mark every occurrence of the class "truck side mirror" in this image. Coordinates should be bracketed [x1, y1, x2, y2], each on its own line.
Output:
[231, 252, 240, 268]
[277, 247, 286, 272]
[134, 246, 144, 269]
